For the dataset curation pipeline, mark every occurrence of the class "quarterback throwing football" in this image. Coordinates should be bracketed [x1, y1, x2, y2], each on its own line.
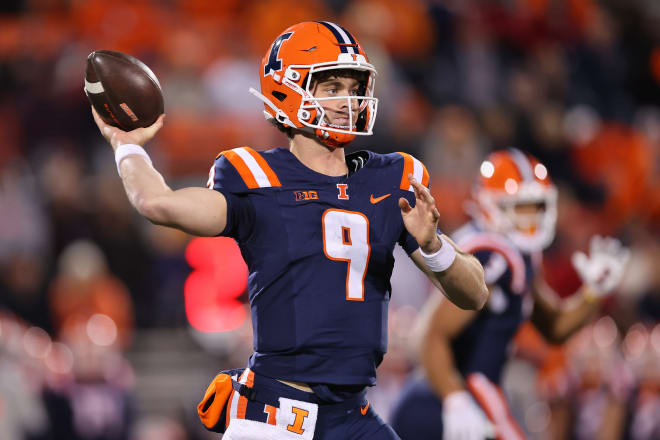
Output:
[91, 22, 488, 440]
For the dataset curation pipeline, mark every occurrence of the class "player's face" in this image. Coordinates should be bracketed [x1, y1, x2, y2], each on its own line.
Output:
[509, 201, 546, 233]
[312, 76, 362, 128]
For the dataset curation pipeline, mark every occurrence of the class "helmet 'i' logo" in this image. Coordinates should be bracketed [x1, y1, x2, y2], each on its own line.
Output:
[264, 32, 293, 77]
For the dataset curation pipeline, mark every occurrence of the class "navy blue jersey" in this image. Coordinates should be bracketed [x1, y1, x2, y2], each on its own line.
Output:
[450, 222, 541, 384]
[207, 146, 429, 386]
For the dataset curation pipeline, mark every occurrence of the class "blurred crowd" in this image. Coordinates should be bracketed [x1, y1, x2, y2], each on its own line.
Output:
[0, 0, 659, 439]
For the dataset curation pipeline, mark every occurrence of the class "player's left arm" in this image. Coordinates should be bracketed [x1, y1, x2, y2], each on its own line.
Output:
[401, 175, 488, 310]
[530, 235, 630, 343]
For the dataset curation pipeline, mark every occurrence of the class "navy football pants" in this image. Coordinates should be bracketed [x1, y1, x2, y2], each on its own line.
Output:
[223, 368, 400, 439]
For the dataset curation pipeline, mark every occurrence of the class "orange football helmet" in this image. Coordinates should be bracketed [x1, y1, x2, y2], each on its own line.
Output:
[467, 148, 558, 252]
[249, 21, 378, 148]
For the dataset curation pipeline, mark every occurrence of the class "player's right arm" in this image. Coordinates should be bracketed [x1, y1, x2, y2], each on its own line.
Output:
[92, 107, 228, 236]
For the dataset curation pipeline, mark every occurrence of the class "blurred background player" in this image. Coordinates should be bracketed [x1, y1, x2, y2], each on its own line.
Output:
[91, 21, 488, 439]
[389, 148, 630, 440]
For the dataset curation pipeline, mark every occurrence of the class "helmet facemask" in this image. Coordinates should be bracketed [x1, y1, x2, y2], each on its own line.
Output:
[473, 181, 558, 253]
[250, 57, 378, 148]
[293, 61, 378, 145]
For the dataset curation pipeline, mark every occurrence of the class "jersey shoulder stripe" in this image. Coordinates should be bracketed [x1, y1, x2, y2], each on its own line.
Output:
[455, 231, 526, 294]
[396, 152, 429, 191]
[218, 147, 281, 189]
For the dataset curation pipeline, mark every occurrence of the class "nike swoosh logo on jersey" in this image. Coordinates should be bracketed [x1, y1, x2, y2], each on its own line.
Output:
[360, 401, 370, 415]
[370, 193, 391, 204]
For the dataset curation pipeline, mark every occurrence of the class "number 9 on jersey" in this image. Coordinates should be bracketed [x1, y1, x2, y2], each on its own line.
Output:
[322, 209, 371, 301]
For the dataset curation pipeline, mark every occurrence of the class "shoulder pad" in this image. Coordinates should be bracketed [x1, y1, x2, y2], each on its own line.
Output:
[207, 146, 281, 192]
[454, 231, 526, 294]
[395, 152, 429, 191]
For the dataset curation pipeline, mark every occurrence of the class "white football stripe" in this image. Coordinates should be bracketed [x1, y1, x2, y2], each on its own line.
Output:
[228, 369, 249, 422]
[456, 232, 526, 294]
[233, 147, 272, 188]
[323, 21, 356, 54]
[408, 156, 424, 191]
[509, 148, 534, 182]
[84, 79, 104, 94]
[468, 373, 525, 440]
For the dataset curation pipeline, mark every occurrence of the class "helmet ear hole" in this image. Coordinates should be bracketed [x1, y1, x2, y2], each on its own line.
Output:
[298, 109, 311, 121]
[272, 91, 287, 102]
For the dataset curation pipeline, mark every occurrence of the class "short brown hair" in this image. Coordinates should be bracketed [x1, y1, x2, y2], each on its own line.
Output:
[269, 117, 295, 138]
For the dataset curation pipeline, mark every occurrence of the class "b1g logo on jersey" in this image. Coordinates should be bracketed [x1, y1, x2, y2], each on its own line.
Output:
[264, 32, 293, 77]
[294, 190, 318, 201]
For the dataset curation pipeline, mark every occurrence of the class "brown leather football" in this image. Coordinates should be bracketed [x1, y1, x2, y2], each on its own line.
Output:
[85, 50, 164, 131]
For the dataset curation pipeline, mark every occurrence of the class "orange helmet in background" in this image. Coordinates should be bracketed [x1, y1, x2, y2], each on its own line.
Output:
[249, 21, 378, 148]
[467, 148, 558, 252]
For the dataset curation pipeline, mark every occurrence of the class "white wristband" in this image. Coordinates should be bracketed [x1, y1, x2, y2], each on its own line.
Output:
[114, 144, 152, 175]
[420, 235, 456, 272]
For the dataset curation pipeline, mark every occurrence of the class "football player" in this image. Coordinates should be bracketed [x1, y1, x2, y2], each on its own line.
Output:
[91, 22, 488, 439]
[389, 148, 631, 440]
